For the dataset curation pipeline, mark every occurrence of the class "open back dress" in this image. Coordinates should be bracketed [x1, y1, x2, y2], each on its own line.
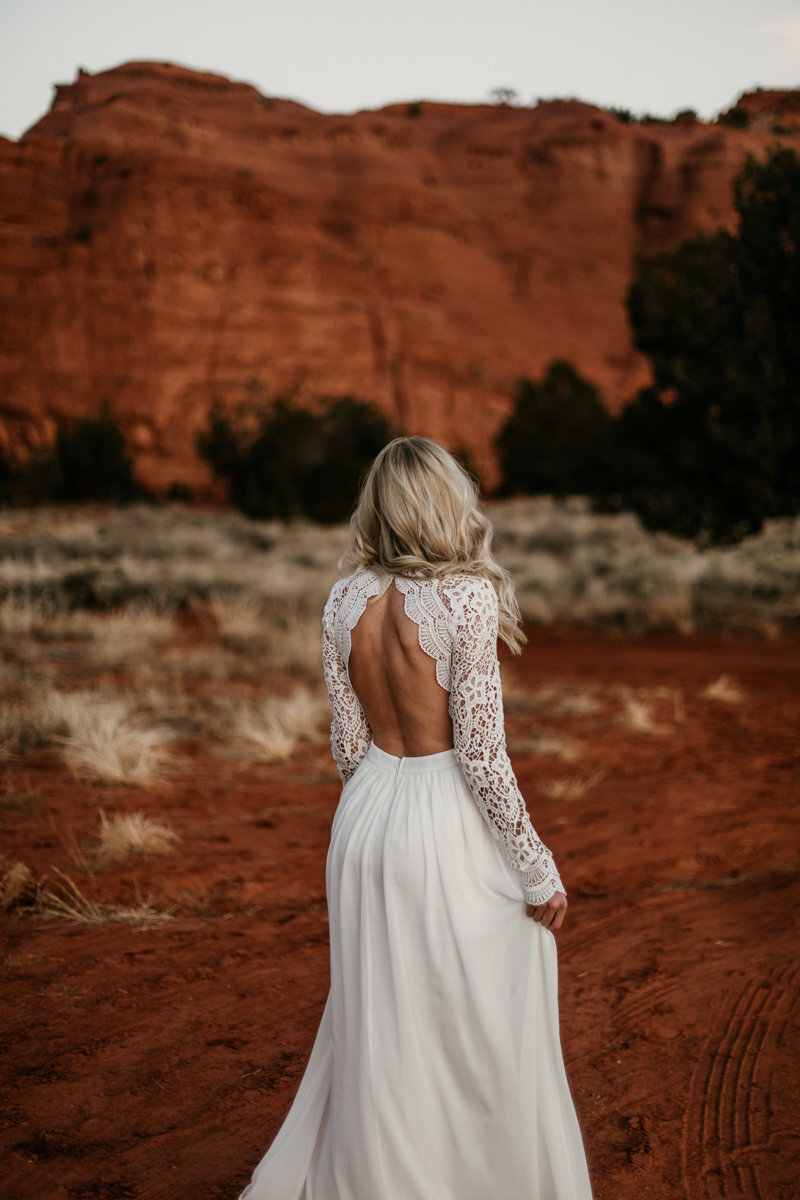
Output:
[239, 569, 593, 1200]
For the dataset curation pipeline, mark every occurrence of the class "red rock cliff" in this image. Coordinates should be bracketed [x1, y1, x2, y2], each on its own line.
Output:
[1, 63, 797, 492]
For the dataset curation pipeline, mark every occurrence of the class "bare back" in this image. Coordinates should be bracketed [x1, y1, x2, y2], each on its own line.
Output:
[348, 580, 454, 758]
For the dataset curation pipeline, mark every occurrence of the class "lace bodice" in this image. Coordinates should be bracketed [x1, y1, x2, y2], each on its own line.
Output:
[321, 569, 564, 906]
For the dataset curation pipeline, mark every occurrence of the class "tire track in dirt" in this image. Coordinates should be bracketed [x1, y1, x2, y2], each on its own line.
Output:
[681, 961, 800, 1200]
[614, 975, 683, 1028]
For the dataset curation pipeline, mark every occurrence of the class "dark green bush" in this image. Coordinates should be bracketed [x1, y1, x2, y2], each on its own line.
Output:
[166, 481, 195, 503]
[719, 107, 750, 129]
[598, 146, 800, 542]
[54, 404, 146, 503]
[495, 361, 615, 497]
[0, 442, 17, 503]
[197, 394, 394, 522]
[11, 403, 147, 505]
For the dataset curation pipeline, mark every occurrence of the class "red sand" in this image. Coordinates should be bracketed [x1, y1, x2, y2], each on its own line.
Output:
[2, 630, 799, 1199]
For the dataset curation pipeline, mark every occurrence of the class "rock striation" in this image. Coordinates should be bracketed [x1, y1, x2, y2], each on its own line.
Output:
[1, 62, 797, 492]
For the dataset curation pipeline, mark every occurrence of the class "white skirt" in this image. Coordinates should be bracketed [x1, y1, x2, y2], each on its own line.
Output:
[240, 743, 593, 1200]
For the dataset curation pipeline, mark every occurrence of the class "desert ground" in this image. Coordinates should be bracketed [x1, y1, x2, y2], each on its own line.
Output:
[2, 502, 799, 1200]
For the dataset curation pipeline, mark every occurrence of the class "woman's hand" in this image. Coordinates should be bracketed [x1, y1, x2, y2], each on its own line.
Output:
[526, 891, 567, 930]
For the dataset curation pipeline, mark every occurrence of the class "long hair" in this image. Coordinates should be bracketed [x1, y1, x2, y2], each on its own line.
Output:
[341, 436, 526, 653]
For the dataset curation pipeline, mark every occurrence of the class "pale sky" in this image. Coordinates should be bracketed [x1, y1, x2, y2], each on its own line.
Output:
[1, 0, 799, 141]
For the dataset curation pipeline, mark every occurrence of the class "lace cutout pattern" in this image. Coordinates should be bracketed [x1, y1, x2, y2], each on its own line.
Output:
[394, 576, 453, 691]
[322, 572, 381, 785]
[322, 570, 564, 905]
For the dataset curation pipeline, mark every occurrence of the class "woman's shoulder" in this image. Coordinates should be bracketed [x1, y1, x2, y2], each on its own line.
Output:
[429, 574, 498, 626]
[324, 568, 379, 620]
[433, 573, 497, 602]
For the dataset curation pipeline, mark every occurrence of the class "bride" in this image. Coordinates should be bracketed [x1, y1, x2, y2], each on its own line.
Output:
[239, 436, 593, 1199]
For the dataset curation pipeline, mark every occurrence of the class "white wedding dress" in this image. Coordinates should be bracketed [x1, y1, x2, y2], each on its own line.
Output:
[240, 570, 593, 1200]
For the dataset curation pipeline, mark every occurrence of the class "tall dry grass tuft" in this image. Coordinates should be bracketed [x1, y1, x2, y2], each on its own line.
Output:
[210, 594, 266, 639]
[701, 675, 747, 704]
[36, 868, 175, 925]
[508, 732, 584, 761]
[0, 706, 28, 761]
[87, 606, 175, 665]
[95, 809, 179, 863]
[502, 678, 600, 718]
[0, 854, 33, 910]
[262, 609, 324, 675]
[539, 769, 606, 802]
[615, 690, 674, 735]
[44, 692, 174, 784]
[227, 686, 330, 763]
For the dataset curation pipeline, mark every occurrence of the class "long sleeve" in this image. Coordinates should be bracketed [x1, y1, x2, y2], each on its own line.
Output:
[447, 578, 564, 906]
[322, 603, 372, 784]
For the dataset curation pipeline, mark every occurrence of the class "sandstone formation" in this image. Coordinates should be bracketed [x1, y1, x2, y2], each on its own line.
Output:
[0, 62, 797, 493]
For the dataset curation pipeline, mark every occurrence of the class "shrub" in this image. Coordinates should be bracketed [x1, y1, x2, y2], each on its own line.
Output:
[719, 107, 750, 129]
[13, 403, 147, 505]
[166, 482, 194, 502]
[95, 810, 179, 863]
[197, 394, 393, 522]
[495, 361, 615, 497]
[53, 403, 144, 502]
[0, 443, 17, 503]
[609, 146, 800, 542]
[490, 87, 520, 106]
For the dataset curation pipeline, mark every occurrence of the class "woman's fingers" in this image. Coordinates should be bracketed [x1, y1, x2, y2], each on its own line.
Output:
[526, 892, 568, 930]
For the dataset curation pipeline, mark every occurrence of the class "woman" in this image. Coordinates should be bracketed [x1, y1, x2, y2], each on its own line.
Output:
[240, 437, 593, 1199]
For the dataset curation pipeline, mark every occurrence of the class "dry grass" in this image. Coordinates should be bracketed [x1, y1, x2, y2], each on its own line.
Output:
[36, 868, 175, 926]
[539, 768, 606, 802]
[262, 609, 324, 675]
[503, 679, 601, 718]
[615, 691, 674, 735]
[87, 606, 175, 665]
[3, 501, 799, 644]
[210, 594, 266, 639]
[0, 706, 28, 761]
[0, 658, 43, 703]
[225, 686, 329, 763]
[493, 497, 800, 634]
[509, 732, 584, 761]
[0, 595, 48, 636]
[44, 692, 174, 785]
[230, 710, 297, 762]
[701, 674, 747, 705]
[0, 778, 41, 811]
[95, 809, 179, 863]
[0, 854, 34, 911]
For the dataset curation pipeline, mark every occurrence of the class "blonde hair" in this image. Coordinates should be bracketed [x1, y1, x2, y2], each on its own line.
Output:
[341, 436, 526, 653]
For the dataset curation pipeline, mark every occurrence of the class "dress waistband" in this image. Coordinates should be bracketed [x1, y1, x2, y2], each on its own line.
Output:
[365, 742, 458, 775]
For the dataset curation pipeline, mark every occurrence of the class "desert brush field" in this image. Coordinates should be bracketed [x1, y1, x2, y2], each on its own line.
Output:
[1, 499, 799, 1199]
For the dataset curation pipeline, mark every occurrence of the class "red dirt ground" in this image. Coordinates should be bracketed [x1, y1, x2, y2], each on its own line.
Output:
[2, 630, 799, 1200]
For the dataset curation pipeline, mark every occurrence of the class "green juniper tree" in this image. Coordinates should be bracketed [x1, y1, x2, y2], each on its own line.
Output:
[495, 360, 615, 497]
[614, 146, 800, 541]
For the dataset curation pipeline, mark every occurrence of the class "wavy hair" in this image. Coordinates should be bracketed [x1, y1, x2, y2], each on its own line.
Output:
[341, 436, 525, 652]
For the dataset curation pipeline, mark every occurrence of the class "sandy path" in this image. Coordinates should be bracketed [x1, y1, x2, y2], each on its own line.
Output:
[2, 631, 798, 1199]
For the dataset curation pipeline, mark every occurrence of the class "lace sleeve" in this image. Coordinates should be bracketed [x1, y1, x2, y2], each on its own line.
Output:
[448, 578, 564, 906]
[322, 601, 372, 784]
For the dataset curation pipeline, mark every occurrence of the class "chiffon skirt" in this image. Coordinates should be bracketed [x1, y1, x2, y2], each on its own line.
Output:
[239, 743, 593, 1200]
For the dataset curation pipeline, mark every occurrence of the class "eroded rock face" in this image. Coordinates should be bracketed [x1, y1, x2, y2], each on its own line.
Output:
[1, 62, 796, 493]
